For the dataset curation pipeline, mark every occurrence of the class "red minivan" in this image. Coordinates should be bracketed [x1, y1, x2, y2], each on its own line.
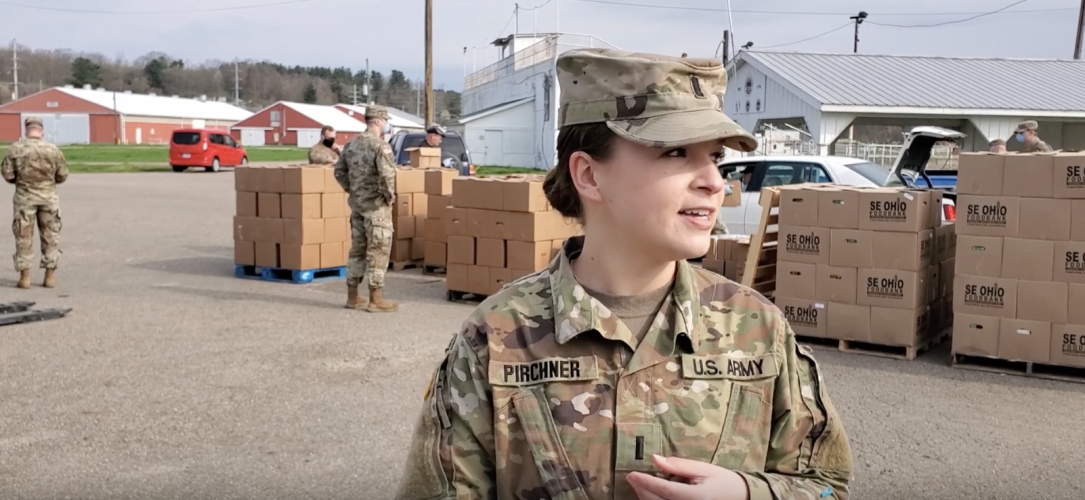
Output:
[169, 129, 248, 172]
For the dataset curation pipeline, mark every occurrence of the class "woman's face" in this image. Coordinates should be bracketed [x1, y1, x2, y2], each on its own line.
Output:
[581, 138, 727, 262]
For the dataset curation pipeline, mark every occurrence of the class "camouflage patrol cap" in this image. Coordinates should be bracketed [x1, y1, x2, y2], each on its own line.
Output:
[556, 48, 757, 152]
[365, 105, 389, 120]
[1015, 120, 1039, 132]
[24, 116, 43, 129]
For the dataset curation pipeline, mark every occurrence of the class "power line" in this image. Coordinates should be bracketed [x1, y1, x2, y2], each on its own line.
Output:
[520, 0, 554, 11]
[759, 22, 853, 49]
[0, 0, 316, 14]
[572, 0, 1070, 17]
[867, 0, 1033, 28]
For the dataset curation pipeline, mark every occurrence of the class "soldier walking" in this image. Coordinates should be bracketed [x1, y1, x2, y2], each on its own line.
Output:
[1, 117, 69, 289]
[308, 125, 342, 165]
[1014, 120, 1053, 152]
[333, 105, 399, 312]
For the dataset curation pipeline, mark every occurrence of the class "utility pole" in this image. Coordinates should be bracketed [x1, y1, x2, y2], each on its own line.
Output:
[515, 4, 520, 36]
[1075, 0, 1085, 59]
[850, 12, 868, 54]
[234, 61, 240, 106]
[722, 30, 730, 65]
[11, 39, 19, 101]
[425, 0, 434, 125]
[365, 58, 371, 104]
[352, 84, 359, 105]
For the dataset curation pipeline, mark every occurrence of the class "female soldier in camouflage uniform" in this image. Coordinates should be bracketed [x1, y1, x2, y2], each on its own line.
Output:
[395, 49, 853, 500]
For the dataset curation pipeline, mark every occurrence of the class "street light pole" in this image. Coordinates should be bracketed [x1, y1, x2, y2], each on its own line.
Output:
[850, 11, 868, 54]
[1075, 0, 1085, 59]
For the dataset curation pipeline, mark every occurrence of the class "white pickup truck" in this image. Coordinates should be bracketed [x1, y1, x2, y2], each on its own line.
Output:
[717, 126, 964, 234]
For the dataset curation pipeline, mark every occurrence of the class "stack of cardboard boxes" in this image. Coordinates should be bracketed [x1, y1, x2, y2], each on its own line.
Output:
[953, 151, 1085, 369]
[233, 165, 351, 271]
[702, 235, 750, 282]
[445, 175, 582, 296]
[774, 184, 954, 348]
[389, 167, 429, 265]
[422, 168, 459, 270]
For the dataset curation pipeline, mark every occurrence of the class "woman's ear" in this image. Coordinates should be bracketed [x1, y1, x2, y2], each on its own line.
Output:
[569, 151, 604, 204]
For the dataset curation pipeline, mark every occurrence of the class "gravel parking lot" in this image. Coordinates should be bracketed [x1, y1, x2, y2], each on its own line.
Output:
[1, 172, 1083, 500]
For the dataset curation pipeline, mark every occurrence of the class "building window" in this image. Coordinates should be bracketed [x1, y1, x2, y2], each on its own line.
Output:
[270, 111, 281, 127]
[46, 102, 58, 108]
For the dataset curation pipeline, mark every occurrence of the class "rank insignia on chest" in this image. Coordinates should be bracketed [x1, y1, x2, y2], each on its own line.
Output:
[681, 353, 778, 380]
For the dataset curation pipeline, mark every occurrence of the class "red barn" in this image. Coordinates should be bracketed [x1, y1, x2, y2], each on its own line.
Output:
[230, 101, 365, 147]
[0, 85, 252, 144]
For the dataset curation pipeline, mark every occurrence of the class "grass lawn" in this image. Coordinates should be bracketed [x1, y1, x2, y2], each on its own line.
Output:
[0, 144, 310, 164]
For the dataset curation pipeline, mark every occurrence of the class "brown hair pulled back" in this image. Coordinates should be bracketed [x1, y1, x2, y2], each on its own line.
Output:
[544, 123, 617, 220]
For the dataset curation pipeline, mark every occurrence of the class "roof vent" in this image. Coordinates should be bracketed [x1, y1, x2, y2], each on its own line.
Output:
[149, 92, 156, 96]
[83, 84, 92, 90]
[63, 84, 74, 89]
[199, 95, 207, 102]
[172, 95, 179, 99]
[123, 90, 132, 94]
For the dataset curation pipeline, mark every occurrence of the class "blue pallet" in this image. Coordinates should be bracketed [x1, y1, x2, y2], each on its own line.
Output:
[234, 264, 347, 284]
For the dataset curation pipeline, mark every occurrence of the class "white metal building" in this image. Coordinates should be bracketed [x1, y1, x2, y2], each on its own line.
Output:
[335, 104, 426, 133]
[726, 51, 1085, 156]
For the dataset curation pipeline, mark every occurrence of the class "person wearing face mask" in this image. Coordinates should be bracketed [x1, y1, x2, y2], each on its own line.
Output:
[308, 125, 342, 165]
[395, 49, 853, 500]
[333, 104, 399, 312]
[1014, 120, 1053, 152]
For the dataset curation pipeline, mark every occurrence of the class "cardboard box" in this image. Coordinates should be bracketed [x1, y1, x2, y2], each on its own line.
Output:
[281, 193, 322, 220]
[236, 191, 257, 217]
[828, 303, 870, 342]
[1003, 153, 1055, 198]
[1050, 324, 1085, 368]
[324, 218, 348, 243]
[425, 168, 459, 196]
[491, 267, 514, 294]
[776, 297, 827, 338]
[817, 187, 860, 229]
[411, 237, 425, 261]
[930, 299, 945, 332]
[1018, 198, 1071, 241]
[321, 193, 347, 219]
[508, 241, 552, 271]
[1072, 200, 1085, 242]
[1054, 151, 1085, 199]
[952, 314, 1000, 357]
[939, 259, 955, 299]
[320, 242, 346, 268]
[424, 218, 446, 243]
[259, 166, 284, 193]
[502, 178, 548, 213]
[325, 167, 344, 193]
[466, 209, 510, 240]
[394, 216, 416, 240]
[723, 180, 741, 207]
[816, 265, 857, 304]
[393, 195, 414, 217]
[777, 261, 816, 300]
[957, 153, 1005, 196]
[1016, 281, 1067, 323]
[447, 264, 469, 292]
[412, 193, 429, 216]
[507, 211, 581, 242]
[859, 189, 931, 233]
[447, 235, 475, 265]
[1001, 238, 1054, 282]
[857, 268, 926, 309]
[999, 319, 1052, 363]
[234, 217, 284, 244]
[954, 275, 1018, 319]
[234, 167, 259, 192]
[955, 236, 1003, 278]
[872, 229, 933, 272]
[425, 241, 447, 267]
[509, 268, 534, 281]
[956, 195, 1020, 238]
[830, 229, 873, 268]
[926, 190, 944, 230]
[1070, 284, 1085, 325]
[778, 225, 831, 265]
[452, 178, 503, 211]
[235, 240, 255, 265]
[476, 238, 506, 268]
[428, 195, 452, 220]
[445, 207, 469, 237]
[468, 266, 491, 295]
[407, 147, 441, 168]
[282, 166, 325, 194]
[779, 187, 819, 227]
[280, 244, 321, 270]
[284, 219, 325, 246]
[927, 265, 941, 302]
[415, 215, 427, 237]
[390, 239, 411, 262]
[1054, 241, 1085, 283]
[934, 223, 955, 263]
[396, 168, 426, 194]
[255, 242, 279, 268]
[258, 193, 281, 219]
[870, 306, 930, 347]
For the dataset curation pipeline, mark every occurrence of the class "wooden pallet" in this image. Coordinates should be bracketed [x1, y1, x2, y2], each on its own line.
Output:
[389, 261, 422, 271]
[952, 353, 1085, 385]
[795, 328, 951, 361]
[447, 290, 488, 304]
[234, 264, 347, 284]
[423, 265, 447, 276]
[741, 186, 781, 298]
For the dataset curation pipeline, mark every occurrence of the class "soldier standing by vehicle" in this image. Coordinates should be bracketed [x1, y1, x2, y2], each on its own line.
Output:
[308, 125, 342, 164]
[1, 117, 69, 289]
[1015, 120, 1053, 152]
[333, 105, 399, 312]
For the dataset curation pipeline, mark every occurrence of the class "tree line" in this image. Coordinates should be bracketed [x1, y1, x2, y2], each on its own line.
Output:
[0, 42, 462, 124]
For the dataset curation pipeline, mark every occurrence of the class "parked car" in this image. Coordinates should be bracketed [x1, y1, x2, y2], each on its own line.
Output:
[169, 129, 248, 173]
[717, 126, 964, 234]
[388, 130, 475, 175]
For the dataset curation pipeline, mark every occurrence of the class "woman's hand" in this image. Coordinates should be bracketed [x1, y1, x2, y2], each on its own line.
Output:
[627, 455, 750, 500]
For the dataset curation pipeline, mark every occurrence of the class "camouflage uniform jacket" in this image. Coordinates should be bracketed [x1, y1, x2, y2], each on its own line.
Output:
[396, 237, 854, 500]
[308, 142, 339, 165]
[1, 138, 69, 204]
[1024, 140, 1053, 153]
[333, 130, 396, 211]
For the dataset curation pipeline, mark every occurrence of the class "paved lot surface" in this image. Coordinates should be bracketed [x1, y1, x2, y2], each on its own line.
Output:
[1, 172, 1083, 500]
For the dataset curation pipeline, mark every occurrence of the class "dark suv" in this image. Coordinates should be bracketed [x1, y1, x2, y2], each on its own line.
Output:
[388, 130, 475, 175]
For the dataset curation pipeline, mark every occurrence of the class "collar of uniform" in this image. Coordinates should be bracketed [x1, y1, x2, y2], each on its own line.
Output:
[549, 236, 702, 353]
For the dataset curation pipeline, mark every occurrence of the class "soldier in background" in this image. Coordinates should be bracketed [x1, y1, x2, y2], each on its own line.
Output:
[1, 117, 69, 289]
[989, 138, 1007, 153]
[423, 125, 445, 148]
[1015, 120, 1053, 152]
[308, 125, 342, 164]
[333, 105, 399, 312]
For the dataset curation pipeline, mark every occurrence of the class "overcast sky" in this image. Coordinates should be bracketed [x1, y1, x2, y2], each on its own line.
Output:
[0, 0, 1081, 91]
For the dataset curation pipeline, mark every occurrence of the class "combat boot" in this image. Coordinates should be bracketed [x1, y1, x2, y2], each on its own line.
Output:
[366, 287, 399, 313]
[43, 269, 56, 288]
[16, 270, 30, 289]
[345, 284, 368, 309]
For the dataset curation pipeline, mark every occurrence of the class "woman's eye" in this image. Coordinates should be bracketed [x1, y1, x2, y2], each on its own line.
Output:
[664, 148, 687, 158]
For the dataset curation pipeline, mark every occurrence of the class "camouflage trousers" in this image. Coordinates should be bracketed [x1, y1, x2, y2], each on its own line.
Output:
[12, 201, 62, 272]
[347, 206, 393, 288]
